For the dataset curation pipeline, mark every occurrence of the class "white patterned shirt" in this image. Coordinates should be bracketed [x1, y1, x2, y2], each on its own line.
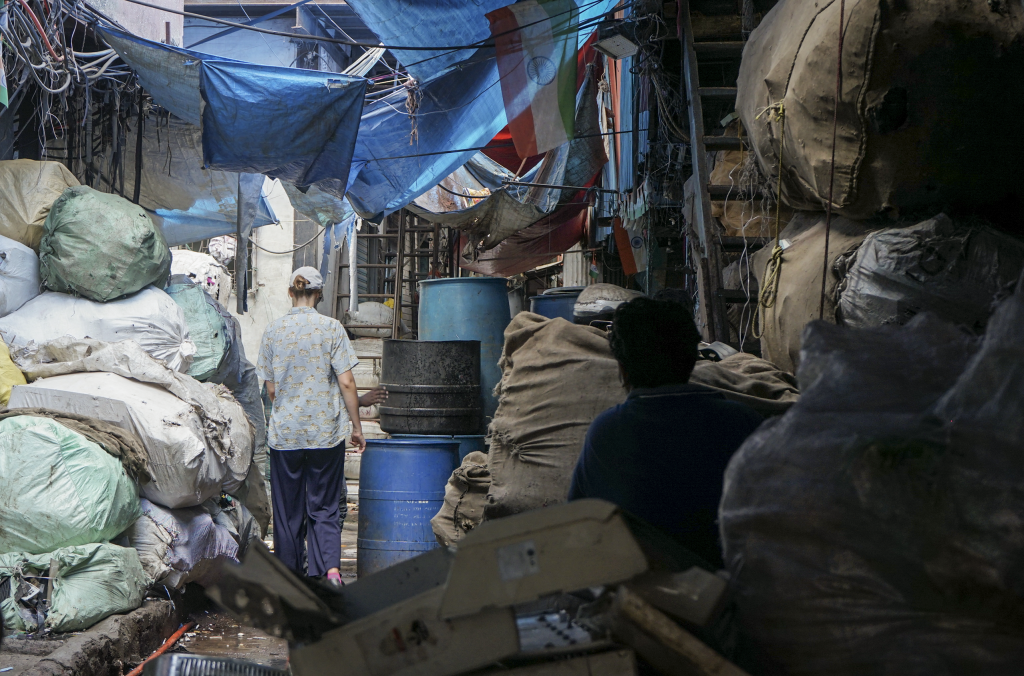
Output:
[256, 307, 358, 450]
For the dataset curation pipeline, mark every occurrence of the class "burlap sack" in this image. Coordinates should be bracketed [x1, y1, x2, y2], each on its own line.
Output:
[691, 353, 800, 417]
[738, 0, 1024, 225]
[751, 212, 874, 373]
[430, 451, 491, 547]
[485, 314, 625, 519]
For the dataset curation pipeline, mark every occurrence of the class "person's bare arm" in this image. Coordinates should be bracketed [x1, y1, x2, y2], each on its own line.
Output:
[358, 385, 388, 407]
[337, 370, 366, 451]
[266, 381, 276, 402]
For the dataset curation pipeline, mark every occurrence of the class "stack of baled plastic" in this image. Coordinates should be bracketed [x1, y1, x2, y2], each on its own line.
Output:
[720, 276, 1024, 674]
[0, 173, 258, 623]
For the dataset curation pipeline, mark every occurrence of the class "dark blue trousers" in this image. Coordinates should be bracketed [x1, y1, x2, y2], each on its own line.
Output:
[269, 445, 345, 577]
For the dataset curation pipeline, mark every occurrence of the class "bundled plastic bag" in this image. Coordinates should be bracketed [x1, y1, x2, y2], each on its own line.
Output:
[11, 338, 252, 494]
[485, 314, 626, 519]
[0, 288, 196, 372]
[120, 498, 241, 589]
[0, 160, 79, 249]
[39, 186, 171, 301]
[720, 279, 1024, 674]
[9, 371, 249, 509]
[0, 543, 150, 633]
[0, 341, 26, 406]
[170, 249, 231, 307]
[0, 234, 41, 316]
[838, 214, 1024, 332]
[0, 416, 140, 555]
[431, 451, 491, 547]
[166, 276, 228, 381]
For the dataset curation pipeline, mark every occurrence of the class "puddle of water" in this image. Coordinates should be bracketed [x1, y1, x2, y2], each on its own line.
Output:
[177, 612, 288, 670]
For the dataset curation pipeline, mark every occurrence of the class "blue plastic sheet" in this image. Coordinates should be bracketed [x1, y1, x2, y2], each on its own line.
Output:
[201, 60, 367, 196]
[100, 27, 367, 198]
[344, 0, 620, 83]
[345, 51, 507, 222]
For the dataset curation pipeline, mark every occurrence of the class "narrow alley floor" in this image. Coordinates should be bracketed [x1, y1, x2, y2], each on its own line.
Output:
[172, 484, 360, 670]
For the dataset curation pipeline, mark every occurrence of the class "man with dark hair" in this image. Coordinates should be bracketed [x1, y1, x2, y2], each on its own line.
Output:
[568, 297, 762, 567]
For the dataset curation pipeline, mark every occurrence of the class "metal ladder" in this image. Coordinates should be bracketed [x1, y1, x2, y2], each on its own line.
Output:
[679, 1, 766, 347]
[333, 210, 442, 339]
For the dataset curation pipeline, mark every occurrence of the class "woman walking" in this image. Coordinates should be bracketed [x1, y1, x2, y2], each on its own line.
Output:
[256, 267, 364, 587]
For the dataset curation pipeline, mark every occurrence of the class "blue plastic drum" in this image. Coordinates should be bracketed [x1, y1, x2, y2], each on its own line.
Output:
[391, 434, 487, 463]
[357, 437, 460, 577]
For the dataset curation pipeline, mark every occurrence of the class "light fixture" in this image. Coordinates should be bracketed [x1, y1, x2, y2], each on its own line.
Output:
[593, 20, 639, 60]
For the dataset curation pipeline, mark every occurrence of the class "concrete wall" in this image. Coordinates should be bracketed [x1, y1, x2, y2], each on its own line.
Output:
[228, 179, 298, 364]
[183, 18, 296, 67]
[93, 0, 184, 45]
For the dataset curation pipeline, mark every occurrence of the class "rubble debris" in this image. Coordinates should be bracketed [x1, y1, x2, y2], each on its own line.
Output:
[0, 416, 140, 555]
[38, 186, 172, 302]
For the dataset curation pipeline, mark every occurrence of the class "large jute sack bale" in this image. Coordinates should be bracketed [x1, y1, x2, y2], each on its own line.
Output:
[0, 416, 141, 555]
[751, 212, 874, 373]
[0, 288, 196, 373]
[431, 451, 491, 547]
[0, 160, 79, 250]
[485, 314, 626, 519]
[690, 353, 800, 417]
[738, 0, 1024, 225]
[720, 277, 1024, 674]
[39, 186, 172, 301]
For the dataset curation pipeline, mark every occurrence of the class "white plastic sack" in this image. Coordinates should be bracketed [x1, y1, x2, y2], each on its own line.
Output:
[11, 338, 251, 477]
[0, 234, 40, 317]
[9, 371, 249, 509]
[170, 249, 231, 307]
[0, 287, 196, 372]
[120, 498, 239, 589]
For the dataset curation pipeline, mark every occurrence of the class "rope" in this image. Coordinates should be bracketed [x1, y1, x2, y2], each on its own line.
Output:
[752, 101, 785, 339]
[820, 0, 846, 320]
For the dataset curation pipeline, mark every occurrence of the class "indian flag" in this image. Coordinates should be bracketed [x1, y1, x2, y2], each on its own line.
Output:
[487, 0, 578, 158]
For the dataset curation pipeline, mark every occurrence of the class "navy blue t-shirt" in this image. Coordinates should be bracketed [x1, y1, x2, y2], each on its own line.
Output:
[568, 383, 763, 567]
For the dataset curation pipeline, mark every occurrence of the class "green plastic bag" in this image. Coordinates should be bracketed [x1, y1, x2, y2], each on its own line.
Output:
[38, 186, 171, 302]
[0, 416, 141, 555]
[165, 278, 227, 381]
[0, 543, 151, 633]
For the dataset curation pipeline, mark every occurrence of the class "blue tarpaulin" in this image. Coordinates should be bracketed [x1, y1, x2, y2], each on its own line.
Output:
[344, 0, 620, 82]
[201, 60, 366, 196]
[100, 27, 367, 198]
[345, 51, 508, 222]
